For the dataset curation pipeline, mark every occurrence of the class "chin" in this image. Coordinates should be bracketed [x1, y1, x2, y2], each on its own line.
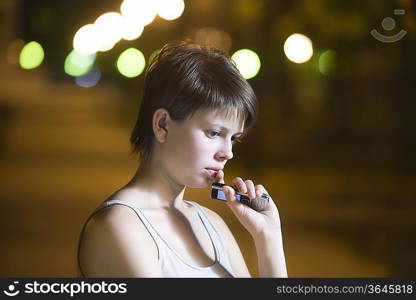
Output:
[186, 176, 213, 189]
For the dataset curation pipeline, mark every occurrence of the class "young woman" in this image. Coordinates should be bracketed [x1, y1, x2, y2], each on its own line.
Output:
[77, 41, 288, 278]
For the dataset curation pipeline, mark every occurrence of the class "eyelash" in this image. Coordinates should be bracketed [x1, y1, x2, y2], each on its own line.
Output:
[206, 130, 242, 144]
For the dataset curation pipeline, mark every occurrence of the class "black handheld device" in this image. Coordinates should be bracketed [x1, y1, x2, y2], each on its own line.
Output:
[211, 182, 270, 211]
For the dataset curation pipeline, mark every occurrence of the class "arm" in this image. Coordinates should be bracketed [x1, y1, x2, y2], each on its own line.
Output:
[78, 205, 164, 277]
[253, 230, 288, 278]
[214, 171, 289, 278]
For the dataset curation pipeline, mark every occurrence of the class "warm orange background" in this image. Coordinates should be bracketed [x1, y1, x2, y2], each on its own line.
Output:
[1, 0, 415, 277]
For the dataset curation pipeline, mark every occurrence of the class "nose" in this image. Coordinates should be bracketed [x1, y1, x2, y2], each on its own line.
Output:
[215, 140, 233, 161]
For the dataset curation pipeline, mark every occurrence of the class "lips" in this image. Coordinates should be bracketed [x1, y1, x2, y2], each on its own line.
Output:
[204, 167, 222, 177]
[205, 167, 222, 172]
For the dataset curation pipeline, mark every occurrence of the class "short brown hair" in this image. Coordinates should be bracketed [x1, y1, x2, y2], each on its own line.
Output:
[130, 40, 258, 161]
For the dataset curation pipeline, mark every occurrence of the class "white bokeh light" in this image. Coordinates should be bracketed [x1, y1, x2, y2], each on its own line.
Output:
[120, 18, 144, 40]
[94, 12, 124, 52]
[283, 33, 314, 64]
[157, 0, 185, 20]
[73, 0, 187, 57]
[73, 24, 100, 55]
[121, 0, 157, 26]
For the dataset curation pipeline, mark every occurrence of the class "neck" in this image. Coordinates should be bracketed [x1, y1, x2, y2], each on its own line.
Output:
[125, 156, 187, 211]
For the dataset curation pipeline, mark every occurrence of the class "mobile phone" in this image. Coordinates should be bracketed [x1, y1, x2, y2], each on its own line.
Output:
[211, 182, 270, 211]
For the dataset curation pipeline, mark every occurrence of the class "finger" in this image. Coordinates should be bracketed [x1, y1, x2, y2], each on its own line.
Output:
[255, 184, 267, 198]
[245, 179, 256, 199]
[215, 170, 225, 184]
[231, 177, 247, 194]
[223, 185, 236, 203]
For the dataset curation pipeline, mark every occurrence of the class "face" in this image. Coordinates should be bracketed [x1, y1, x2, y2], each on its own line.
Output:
[159, 108, 245, 188]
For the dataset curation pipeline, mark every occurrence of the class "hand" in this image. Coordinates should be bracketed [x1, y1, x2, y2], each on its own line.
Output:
[214, 170, 282, 237]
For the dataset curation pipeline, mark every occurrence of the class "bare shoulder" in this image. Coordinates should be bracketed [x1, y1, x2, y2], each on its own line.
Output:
[90, 203, 143, 227]
[86, 204, 152, 239]
[79, 203, 162, 277]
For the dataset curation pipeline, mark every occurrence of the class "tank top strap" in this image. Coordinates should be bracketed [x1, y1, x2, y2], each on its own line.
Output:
[101, 199, 165, 258]
[184, 201, 236, 277]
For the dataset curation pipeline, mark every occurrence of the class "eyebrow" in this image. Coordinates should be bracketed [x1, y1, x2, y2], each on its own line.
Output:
[208, 123, 244, 136]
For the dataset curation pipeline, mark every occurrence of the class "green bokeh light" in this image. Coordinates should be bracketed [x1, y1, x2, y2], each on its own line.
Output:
[231, 49, 261, 79]
[116, 48, 146, 78]
[318, 50, 337, 75]
[19, 41, 45, 69]
[64, 50, 96, 77]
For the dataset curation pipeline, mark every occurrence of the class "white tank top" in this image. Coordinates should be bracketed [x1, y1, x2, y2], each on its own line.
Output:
[78, 199, 236, 278]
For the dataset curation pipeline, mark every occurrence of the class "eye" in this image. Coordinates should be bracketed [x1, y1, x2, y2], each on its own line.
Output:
[231, 137, 243, 145]
[205, 130, 220, 138]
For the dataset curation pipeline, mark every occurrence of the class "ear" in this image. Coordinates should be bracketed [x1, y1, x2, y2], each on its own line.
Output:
[152, 108, 170, 143]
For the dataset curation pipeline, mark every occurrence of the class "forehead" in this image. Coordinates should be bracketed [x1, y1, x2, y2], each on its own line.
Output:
[190, 108, 245, 132]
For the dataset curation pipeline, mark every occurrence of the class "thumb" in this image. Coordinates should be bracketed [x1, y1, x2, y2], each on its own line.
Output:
[215, 169, 225, 184]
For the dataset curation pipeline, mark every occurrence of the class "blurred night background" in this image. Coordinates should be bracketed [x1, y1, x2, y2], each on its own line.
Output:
[1, 0, 415, 277]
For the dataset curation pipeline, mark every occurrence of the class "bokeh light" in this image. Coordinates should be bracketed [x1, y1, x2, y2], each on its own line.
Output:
[284, 33, 313, 64]
[64, 50, 96, 77]
[71, 0, 187, 55]
[75, 66, 101, 88]
[231, 49, 261, 79]
[116, 48, 146, 78]
[94, 12, 123, 52]
[157, 0, 185, 20]
[19, 41, 45, 69]
[73, 24, 99, 55]
[318, 50, 337, 75]
[120, 18, 144, 40]
[121, 0, 157, 26]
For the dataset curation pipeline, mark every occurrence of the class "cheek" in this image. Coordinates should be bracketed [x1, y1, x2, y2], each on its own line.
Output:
[186, 133, 212, 162]
[166, 131, 217, 187]
[166, 130, 208, 163]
